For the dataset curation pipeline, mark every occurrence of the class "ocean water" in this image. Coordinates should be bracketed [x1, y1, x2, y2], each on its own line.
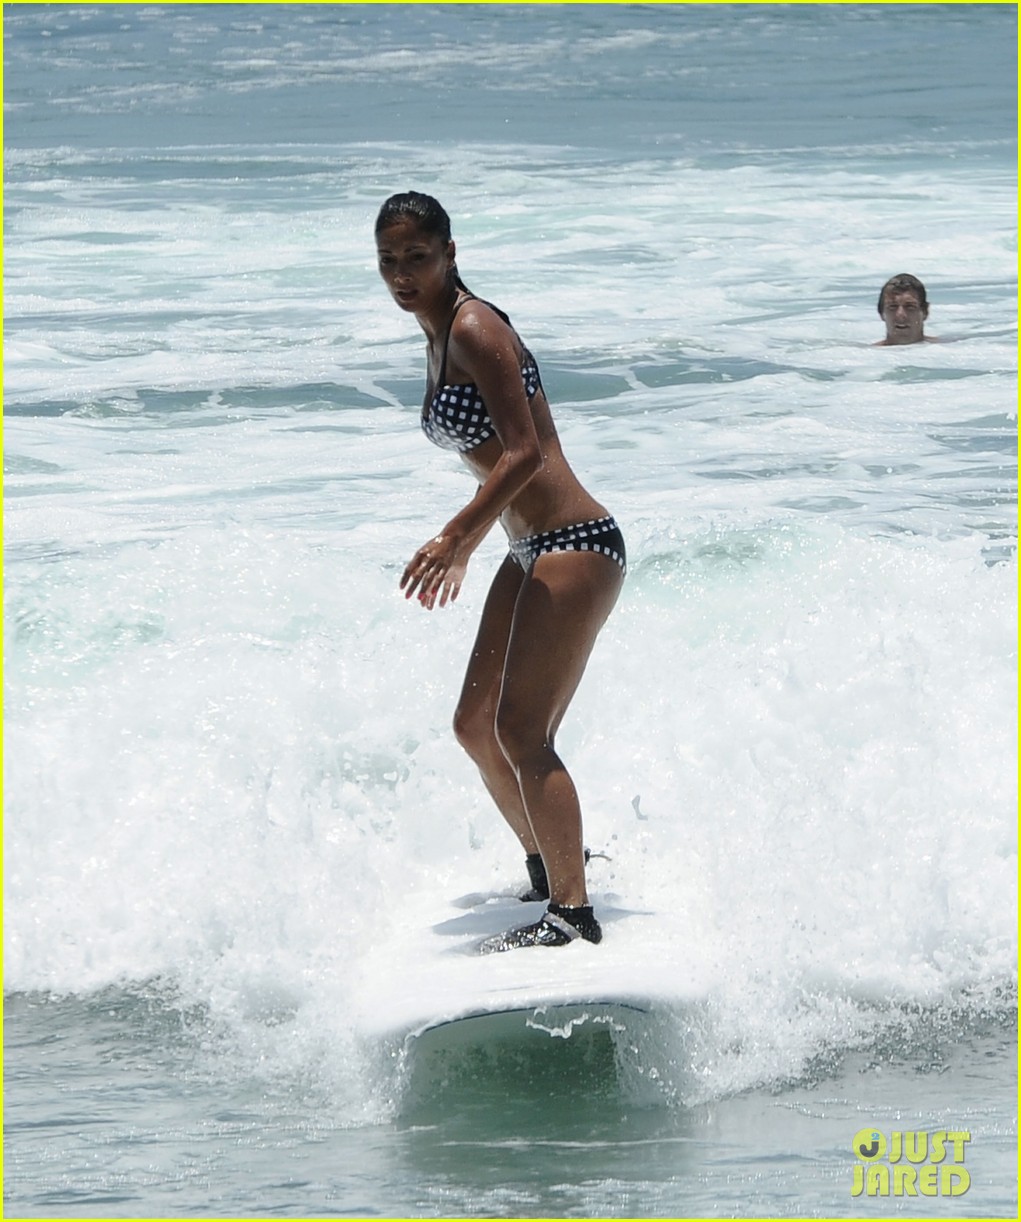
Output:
[3, 3, 1017, 1218]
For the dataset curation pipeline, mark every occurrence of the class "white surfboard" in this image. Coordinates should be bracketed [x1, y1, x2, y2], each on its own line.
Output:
[351, 886, 710, 1048]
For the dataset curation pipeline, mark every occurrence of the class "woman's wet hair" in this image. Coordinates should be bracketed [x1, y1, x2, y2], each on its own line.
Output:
[878, 273, 928, 315]
[375, 191, 453, 242]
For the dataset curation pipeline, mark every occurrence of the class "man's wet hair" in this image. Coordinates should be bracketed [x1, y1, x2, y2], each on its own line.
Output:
[878, 273, 928, 315]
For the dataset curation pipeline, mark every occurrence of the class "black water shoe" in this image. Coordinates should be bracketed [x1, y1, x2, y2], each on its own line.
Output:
[479, 903, 602, 954]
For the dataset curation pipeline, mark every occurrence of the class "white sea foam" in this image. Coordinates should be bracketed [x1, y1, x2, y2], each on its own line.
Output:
[5, 443, 1015, 1108]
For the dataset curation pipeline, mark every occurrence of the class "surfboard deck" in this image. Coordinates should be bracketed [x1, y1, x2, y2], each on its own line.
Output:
[352, 886, 708, 1044]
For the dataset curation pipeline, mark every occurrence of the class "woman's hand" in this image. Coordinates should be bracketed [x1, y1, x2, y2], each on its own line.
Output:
[400, 532, 469, 610]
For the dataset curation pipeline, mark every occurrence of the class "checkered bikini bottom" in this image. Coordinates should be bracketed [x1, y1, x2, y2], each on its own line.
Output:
[508, 515, 627, 575]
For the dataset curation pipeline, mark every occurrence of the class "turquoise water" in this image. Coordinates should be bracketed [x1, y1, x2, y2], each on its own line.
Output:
[3, 987, 1015, 1217]
[4, 4, 1017, 1217]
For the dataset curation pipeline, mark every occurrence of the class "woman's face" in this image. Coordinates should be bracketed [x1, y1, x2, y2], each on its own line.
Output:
[376, 217, 454, 313]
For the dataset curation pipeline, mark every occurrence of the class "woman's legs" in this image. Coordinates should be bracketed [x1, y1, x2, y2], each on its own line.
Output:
[495, 551, 623, 907]
[454, 549, 623, 913]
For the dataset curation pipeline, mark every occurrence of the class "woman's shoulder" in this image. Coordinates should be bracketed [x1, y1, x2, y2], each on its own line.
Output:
[456, 294, 513, 330]
[451, 296, 519, 361]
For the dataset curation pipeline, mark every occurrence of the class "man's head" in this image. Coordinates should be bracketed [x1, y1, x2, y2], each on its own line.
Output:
[877, 274, 929, 345]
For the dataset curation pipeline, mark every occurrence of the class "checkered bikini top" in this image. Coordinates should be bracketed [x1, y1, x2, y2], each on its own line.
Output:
[422, 294, 542, 453]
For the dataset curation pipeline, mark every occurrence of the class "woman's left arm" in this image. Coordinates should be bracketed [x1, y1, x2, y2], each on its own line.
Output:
[401, 306, 543, 609]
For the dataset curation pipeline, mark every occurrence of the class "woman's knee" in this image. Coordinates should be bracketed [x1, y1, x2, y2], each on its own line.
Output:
[494, 698, 545, 767]
[453, 700, 497, 762]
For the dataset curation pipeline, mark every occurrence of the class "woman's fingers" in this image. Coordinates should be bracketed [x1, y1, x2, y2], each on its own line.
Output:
[401, 545, 444, 604]
[437, 575, 461, 608]
[401, 543, 436, 595]
[401, 536, 464, 609]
